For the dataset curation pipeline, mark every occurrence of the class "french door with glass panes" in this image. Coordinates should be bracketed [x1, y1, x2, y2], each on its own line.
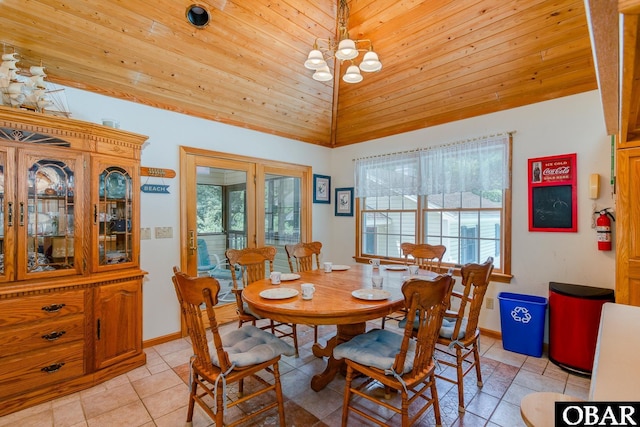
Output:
[180, 148, 312, 307]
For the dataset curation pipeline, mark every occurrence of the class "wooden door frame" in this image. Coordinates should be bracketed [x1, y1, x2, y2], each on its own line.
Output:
[178, 146, 313, 329]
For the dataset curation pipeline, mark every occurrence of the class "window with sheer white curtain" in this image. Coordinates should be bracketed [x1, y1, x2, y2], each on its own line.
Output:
[355, 134, 512, 276]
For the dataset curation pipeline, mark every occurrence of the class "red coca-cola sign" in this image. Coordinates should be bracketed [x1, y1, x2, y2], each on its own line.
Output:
[528, 153, 577, 233]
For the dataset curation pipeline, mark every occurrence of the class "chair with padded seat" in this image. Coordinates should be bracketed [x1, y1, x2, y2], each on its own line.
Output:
[171, 267, 295, 426]
[334, 273, 454, 427]
[284, 241, 323, 342]
[381, 242, 447, 329]
[226, 246, 300, 356]
[434, 256, 494, 413]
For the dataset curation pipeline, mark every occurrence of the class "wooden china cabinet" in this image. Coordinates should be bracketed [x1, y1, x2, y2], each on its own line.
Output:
[0, 106, 147, 416]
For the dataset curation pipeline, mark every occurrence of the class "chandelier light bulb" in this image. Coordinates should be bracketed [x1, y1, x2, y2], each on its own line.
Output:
[312, 65, 333, 82]
[343, 65, 363, 83]
[304, 50, 327, 70]
[359, 51, 382, 72]
[335, 39, 358, 60]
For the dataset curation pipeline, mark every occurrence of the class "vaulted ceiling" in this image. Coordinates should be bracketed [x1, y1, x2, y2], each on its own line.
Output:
[0, 0, 597, 147]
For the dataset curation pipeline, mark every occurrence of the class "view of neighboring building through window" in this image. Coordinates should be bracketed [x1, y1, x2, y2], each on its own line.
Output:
[423, 190, 502, 268]
[356, 134, 511, 274]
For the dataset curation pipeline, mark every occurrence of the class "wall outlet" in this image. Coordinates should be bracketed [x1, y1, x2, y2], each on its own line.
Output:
[486, 298, 494, 310]
[140, 227, 151, 240]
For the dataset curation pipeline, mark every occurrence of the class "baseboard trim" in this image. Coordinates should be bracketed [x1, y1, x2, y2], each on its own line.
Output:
[479, 327, 549, 355]
[143, 331, 183, 348]
[479, 327, 501, 340]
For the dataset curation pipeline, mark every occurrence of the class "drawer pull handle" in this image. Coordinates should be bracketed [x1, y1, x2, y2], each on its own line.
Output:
[42, 331, 66, 341]
[41, 303, 66, 313]
[41, 362, 65, 374]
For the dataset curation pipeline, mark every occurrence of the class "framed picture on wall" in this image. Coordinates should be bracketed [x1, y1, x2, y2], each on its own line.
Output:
[335, 187, 354, 216]
[313, 174, 331, 204]
[528, 153, 577, 232]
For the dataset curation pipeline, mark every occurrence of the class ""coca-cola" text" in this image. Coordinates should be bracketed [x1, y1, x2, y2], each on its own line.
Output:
[543, 166, 570, 175]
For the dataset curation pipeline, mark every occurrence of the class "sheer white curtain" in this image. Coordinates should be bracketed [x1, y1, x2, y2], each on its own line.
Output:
[420, 134, 510, 195]
[354, 133, 510, 197]
[354, 151, 420, 198]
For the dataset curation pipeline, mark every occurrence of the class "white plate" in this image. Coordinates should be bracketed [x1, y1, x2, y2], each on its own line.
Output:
[385, 265, 407, 271]
[351, 289, 391, 301]
[280, 273, 301, 281]
[331, 265, 351, 271]
[36, 166, 61, 194]
[260, 288, 299, 300]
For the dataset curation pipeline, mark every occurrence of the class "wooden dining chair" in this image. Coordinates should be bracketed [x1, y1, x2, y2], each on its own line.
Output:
[401, 242, 447, 271]
[284, 241, 322, 273]
[171, 267, 294, 426]
[434, 256, 494, 413]
[381, 242, 447, 329]
[284, 241, 323, 342]
[334, 274, 454, 427]
[226, 246, 300, 356]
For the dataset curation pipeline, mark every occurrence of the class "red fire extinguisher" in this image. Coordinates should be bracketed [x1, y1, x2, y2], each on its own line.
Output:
[595, 209, 615, 251]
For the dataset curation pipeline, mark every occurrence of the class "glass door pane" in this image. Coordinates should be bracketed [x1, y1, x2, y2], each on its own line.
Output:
[195, 165, 248, 305]
[97, 166, 133, 267]
[263, 173, 301, 273]
[196, 166, 248, 257]
[20, 151, 82, 279]
[226, 183, 247, 250]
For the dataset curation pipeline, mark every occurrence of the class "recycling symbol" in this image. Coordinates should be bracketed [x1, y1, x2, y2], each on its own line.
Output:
[511, 306, 532, 323]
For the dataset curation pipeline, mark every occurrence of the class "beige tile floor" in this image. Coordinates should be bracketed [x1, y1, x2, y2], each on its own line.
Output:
[0, 319, 590, 427]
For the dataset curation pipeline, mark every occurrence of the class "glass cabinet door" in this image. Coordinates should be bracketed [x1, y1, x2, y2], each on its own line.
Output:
[16, 149, 84, 280]
[93, 160, 137, 271]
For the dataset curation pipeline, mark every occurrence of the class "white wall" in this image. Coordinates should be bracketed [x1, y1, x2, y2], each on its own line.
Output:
[63, 87, 614, 340]
[329, 90, 615, 333]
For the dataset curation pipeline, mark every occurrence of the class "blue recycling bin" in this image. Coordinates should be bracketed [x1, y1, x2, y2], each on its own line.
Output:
[498, 292, 548, 357]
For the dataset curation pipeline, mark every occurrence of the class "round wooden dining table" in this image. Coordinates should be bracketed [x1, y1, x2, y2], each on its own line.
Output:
[242, 264, 433, 391]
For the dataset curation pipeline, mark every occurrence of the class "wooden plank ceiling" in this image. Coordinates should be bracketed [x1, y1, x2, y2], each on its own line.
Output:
[0, 0, 597, 147]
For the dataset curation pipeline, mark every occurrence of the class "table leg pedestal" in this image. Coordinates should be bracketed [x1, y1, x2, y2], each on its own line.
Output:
[310, 323, 366, 391]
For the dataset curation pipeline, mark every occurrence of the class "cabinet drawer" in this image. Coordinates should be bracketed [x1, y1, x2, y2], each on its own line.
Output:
[0, 342, 84, 399]
[0, 315, 85, 358]
[0, 290, 86, 327]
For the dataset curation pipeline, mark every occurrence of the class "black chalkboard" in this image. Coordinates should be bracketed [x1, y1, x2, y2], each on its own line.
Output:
[531, 185, 573, 229]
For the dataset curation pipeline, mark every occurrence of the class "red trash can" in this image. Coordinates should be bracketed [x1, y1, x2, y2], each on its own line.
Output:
[548, 282, 614, 375]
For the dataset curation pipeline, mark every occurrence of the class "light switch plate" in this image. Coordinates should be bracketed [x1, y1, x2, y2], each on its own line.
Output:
[155, 226, 173, 239]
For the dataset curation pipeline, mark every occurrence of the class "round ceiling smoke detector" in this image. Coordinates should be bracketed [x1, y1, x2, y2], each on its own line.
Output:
[186, 4, 210, 28]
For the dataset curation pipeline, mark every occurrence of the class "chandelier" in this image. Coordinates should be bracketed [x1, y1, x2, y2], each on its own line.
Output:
[303, 0, 382, 84]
